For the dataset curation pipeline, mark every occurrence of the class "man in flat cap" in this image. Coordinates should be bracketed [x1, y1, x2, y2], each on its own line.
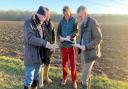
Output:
[23, 6, 52, 89]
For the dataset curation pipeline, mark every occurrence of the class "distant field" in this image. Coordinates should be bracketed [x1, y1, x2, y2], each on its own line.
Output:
[0, 21, 128, 88]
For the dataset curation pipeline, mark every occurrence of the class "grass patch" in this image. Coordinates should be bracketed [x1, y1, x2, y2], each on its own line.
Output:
[0, 56, 128, 89]
[0, 56, 24, 89]
[91, 76, 128, 89]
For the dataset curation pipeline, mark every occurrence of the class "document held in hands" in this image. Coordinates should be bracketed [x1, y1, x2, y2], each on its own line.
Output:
[60, 36, 70, 42]
[72, 44, 81, 48]
[49, 43, 59, 49]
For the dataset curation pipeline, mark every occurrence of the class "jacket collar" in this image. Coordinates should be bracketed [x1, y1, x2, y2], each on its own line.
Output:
[82, 16, 90, 27]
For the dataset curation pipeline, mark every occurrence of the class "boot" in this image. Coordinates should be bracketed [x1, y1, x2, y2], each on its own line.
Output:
[24, 85, 31, 89]
[43, 65, 52, 83]
[87, 78, 91, 89]
[81, 81, 87, 89]
[82, 84, 87, 89]
[72, 81, 77, 89]
[31, 80, 38, 89]
[38, 65, 44, 88]
[82, 78, 91, 89]
[61, 79, 67, 86]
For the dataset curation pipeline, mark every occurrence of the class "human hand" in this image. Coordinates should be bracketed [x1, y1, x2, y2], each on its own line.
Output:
[73, 44, 81, 48]
[73, 44, 86, 51]
[45, 42, 51, 49]
[80, 45, 86, 51]
[66, 36, 71, 40]
[65, 36, 71, 41]
[60, 36, 64, 42]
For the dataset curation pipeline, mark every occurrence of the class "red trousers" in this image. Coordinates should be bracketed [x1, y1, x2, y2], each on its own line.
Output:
[61, 47, 77, 83]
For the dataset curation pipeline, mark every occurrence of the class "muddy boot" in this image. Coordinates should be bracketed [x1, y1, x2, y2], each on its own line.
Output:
[81, 84, 87, 89]
[38, 65, 44, 88]
[87, 78, 91, 89]
[24, 85, 31, 89]
[81, 81, 87, 89]
[72, 81, 77, 89]
[83, 78, 91, 89]
[31, 80, 38, 89]
[61, 79, 67, 86]
[43, 65, 52, 84]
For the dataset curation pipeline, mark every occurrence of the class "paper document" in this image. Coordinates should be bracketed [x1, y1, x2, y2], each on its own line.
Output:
[60, 36, 70, 42]
[72, 44, 81, 48]
[49, 43, 59, 49]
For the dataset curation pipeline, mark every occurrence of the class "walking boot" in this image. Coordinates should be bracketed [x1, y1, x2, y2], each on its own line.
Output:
[24, 85, 31, 89]
[38, 65, 44, 88]
[43, 65, 52, 84]
[81, 81, 87, 89]
[72, 81, 77, 89]
[31, 80, 38, 89]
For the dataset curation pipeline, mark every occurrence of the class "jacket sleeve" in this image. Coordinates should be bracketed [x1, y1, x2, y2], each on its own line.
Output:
[69, 19, 79, 39]
[57, 22, 61, 40]
[51, 23, 55, 43]
[86, 20, 102, 50]
[23, 21, 47, 47]
[79, 25, 83, 44]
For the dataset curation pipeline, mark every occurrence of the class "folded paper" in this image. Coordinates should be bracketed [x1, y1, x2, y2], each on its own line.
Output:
[49, 43, 59, 49]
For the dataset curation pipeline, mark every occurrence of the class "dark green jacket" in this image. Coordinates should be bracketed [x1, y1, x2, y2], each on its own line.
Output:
[40, 19, 55, 64]
[43, 19, 55, 44]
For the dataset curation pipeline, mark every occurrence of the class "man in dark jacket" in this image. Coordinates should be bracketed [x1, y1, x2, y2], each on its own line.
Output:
[39, 8, 55, 87]
[57, 6, 78, 89]
[23, 6, 52, 89]
[76, 6, 102, 89]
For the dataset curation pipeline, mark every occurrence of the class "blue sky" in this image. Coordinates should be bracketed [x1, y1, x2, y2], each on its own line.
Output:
[0, 0, 128, 14]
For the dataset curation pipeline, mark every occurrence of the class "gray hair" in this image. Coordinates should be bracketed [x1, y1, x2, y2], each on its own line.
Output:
[77, 6, 87, 13]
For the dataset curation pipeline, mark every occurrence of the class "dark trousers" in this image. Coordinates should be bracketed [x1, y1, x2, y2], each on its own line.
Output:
[40, 46, 52, 66]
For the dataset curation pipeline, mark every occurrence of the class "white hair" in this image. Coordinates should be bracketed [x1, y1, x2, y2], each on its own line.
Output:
[77, 6, 87, 13]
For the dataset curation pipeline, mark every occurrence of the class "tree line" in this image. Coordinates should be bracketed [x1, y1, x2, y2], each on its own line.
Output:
[0, 10, 128, 24]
